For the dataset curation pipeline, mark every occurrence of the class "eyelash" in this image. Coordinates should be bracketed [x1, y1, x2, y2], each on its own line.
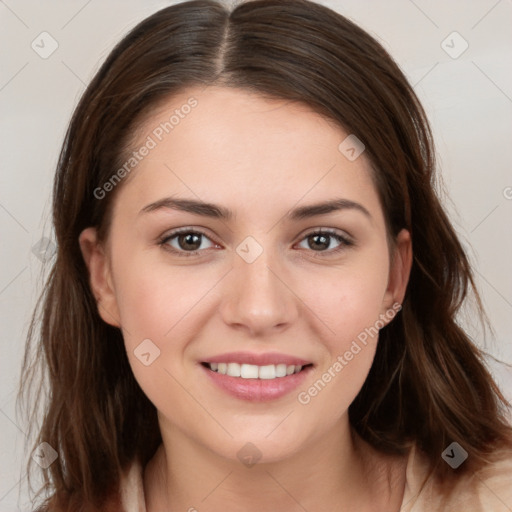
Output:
[158, 227, 354, 258]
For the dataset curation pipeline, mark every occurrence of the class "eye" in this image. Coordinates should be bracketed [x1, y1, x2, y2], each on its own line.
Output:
[159, 227, 354, 258]
[159, 228, 218, 257]
[296, 229, 353, 254]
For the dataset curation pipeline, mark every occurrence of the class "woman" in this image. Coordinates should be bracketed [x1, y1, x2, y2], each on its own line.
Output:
[19, 0, 512, 510]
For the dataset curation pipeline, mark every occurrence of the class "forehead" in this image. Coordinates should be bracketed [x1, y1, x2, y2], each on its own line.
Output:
[113, 86, 383, 226]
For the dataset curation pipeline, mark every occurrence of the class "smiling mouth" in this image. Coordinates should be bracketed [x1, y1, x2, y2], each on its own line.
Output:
[201, 362, 313, 380]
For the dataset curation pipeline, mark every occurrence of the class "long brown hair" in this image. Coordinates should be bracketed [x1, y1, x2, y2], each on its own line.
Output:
[18, 0, 512, 510]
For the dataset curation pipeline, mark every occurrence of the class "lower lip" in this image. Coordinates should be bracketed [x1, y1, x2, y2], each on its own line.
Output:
[200, 364, 313, 402]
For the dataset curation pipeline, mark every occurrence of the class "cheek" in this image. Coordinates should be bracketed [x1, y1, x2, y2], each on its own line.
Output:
[111, 246, 202, 340]
[110, 256, 203, 409]
[113, 269, 170, 345]
[293, 250, 389, 409]
[110, 248, 223, 389]
[300, 254, 390, 345]
[295, 268, 387, 421]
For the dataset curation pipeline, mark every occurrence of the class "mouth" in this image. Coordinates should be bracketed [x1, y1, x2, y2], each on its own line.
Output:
[201, 362, 313, 380]
[199, 353, 314, 402]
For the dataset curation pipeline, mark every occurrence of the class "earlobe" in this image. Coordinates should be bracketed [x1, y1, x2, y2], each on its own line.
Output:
[78, 227, 121, 328]
[382, 228, 412, 316]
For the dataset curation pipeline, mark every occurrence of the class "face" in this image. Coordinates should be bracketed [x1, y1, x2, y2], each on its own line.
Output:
[80, 86, 411, 464]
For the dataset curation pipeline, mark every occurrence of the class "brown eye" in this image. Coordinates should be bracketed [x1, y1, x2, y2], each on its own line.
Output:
[160, 229, 216, 256]
[307, 233, 331, 251]
[176, 232, 203, 251]
[297, 230, 353, 254]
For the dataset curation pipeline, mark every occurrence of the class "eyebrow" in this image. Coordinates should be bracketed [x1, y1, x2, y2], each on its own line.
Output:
[139, 197, 371, 221]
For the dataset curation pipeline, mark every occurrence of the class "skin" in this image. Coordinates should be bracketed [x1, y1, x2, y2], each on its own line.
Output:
[79, 86, 412, 511]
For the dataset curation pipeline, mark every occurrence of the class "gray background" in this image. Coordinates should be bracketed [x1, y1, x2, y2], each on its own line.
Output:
[1, 0, 511, 509]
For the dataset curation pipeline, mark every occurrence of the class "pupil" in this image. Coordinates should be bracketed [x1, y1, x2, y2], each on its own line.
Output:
[310, 234, 329, 250]
[180, 233, 201, 250]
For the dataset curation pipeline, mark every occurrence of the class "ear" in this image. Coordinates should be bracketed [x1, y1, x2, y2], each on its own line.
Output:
[78, 227, 121, 328]
[381, 228, 412, 316]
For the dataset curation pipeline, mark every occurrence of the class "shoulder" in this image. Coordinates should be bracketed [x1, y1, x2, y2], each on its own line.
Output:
[402, 444, 512, 511]
[469, 447, 512, 509]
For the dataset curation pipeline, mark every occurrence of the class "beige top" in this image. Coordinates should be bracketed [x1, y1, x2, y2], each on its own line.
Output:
[120, 444, 512, 511]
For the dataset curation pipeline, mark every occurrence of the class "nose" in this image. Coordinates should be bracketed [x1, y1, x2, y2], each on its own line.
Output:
[219, 243, 299, 338]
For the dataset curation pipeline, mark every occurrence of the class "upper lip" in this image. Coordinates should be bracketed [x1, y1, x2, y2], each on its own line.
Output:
[202, 351, 312, 366]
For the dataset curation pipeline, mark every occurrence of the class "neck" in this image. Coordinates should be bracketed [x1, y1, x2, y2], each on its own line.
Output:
[144, 417, 407, 512]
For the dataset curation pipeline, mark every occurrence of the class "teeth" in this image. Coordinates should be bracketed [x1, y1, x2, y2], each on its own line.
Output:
[259, 365, 276, 379]
[241, 364, 259, 379]
[207, 362, 305, 379]
[227, 362, 241, 377]
[275, 364, 287, 378]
